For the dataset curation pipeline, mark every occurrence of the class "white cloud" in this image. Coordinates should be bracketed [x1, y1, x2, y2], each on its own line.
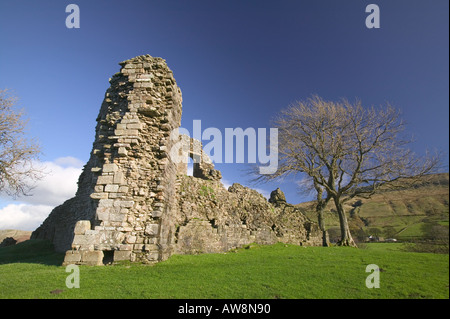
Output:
[0, 204, 53, 231]
[53, 156, 84, 168]
[0, 157, 83, 231]
[23, 159, 83, 206]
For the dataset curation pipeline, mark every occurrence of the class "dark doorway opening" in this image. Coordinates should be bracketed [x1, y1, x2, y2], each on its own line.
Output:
[102, 250, 114, 265]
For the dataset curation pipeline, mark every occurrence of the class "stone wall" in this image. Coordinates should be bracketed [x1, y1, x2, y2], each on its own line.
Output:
[174, 176, 321, 255]
[32, 54, 321, 266]
[33, 55, 183, 264]
[176, 135, 222, 181]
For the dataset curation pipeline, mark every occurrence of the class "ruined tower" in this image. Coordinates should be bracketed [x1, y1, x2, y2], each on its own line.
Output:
[33, 55, 185, 264]
[32, 55, 322, 266]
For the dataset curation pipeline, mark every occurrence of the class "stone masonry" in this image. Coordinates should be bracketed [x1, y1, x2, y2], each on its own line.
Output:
[32, 55, 321, 266]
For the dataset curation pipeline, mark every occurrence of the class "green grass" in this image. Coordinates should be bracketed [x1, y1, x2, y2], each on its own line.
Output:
[0, 239, 64, 265]
[0, 240, 448, 299]
[396, 222, 427, 240]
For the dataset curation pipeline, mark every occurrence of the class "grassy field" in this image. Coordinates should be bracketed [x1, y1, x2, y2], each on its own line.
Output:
[0, 240, 448, 299]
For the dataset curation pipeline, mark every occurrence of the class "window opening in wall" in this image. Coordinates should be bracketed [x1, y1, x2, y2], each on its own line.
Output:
[187, 157, 194, 176]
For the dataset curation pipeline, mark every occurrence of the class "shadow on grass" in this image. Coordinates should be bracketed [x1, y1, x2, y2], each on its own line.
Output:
[0, 239, 64, 266]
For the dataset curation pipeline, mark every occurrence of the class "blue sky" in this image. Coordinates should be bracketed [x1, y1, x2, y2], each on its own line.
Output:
[0, 0, 448, 230]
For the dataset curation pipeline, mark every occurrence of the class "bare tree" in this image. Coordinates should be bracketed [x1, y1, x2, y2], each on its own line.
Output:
[255, 95, 440, 247]
[0, 89, 42, 197]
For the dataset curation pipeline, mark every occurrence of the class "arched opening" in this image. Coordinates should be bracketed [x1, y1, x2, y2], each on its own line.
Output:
[187, 157, 194, 176]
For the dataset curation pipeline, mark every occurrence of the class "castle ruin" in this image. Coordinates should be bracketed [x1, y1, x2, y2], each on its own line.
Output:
[31, 55, 321, 265]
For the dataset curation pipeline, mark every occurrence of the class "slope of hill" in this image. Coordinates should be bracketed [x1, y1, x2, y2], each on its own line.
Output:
[0, 229, 32, 245]
[295, 173, 449, 243]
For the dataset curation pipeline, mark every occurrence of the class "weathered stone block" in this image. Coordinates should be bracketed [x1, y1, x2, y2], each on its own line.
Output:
[147, 251, 159, 261]
[73, 234, 97, 246]
[98, 199, 114, 207]
[114, 250, 131, 261]
[78, 244, 95, 251]
[152, 208, 163, 218]
[127, 123, 142, 130]
[119, 244, 133, 251]
[103, 163, 118, 173]
[109, 213, 126, 222]
[114, 200, 134, 208]
[144, 244, 159, 251]
[91, 167, 102, 173]
[126, 235, 137, 244]
[113, 171, 125, 184]
[145, 224, 159, 236]
[63, 250, 82, 265]
[114, 129, 125, 136]
[125, 129, 139, 136]
[140, 82, 152, 88]
[118, 147, 128, 156]
[96, 207, 110, 221]
[74, 220, 91, 235]
[97, 175, 114, 185]
[105, 184, 120, 192]
[81, 251, 104, 266]
[90, 192, 109, 199]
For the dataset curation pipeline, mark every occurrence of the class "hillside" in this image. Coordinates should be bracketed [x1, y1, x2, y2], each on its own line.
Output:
[295, 173, 449, 243]
[0, 229, 32, 245]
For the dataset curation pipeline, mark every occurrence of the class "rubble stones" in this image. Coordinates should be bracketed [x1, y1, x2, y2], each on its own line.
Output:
[268, 188, 287, 207]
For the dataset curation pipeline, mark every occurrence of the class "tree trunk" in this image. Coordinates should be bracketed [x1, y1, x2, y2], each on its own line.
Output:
[314, 182, 330, 247]
[333, 198, 357, 247]
[317, 205, 330, 247]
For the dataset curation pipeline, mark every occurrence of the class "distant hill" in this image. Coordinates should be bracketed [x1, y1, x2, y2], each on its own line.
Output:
[295, 173, 449, 242]
[0, 229, 32, 245]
